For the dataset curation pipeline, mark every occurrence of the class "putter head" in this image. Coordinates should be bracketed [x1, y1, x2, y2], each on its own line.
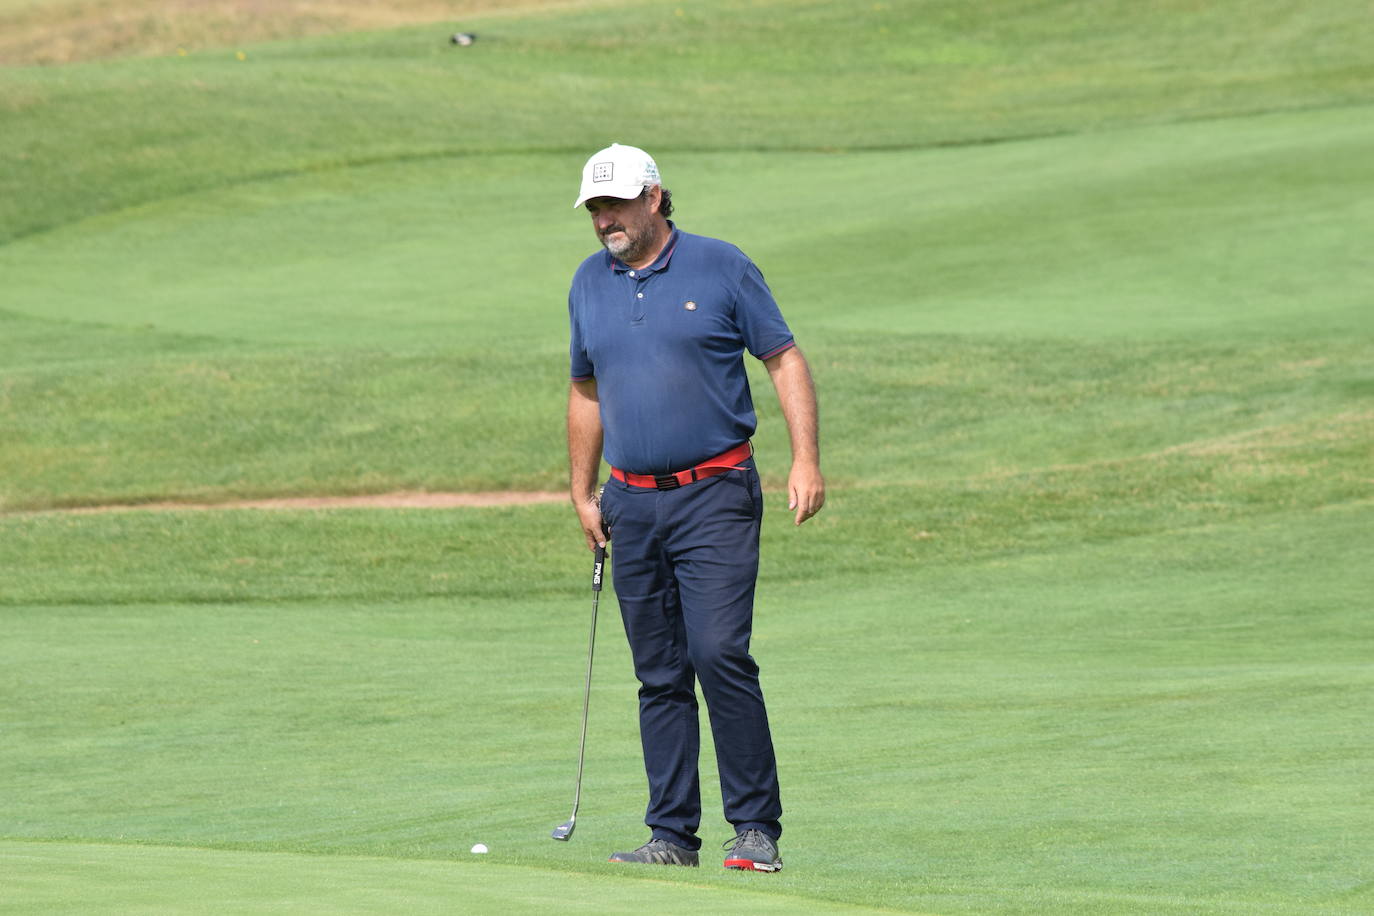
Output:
[551, 819, 575, 841]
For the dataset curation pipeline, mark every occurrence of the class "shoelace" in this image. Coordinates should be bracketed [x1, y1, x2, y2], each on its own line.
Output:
[641, 839, 692, 863]
[722, 829, 769, 853]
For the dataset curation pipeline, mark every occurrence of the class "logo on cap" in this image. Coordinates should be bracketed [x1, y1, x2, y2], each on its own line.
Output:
[592, 162, 614, 183]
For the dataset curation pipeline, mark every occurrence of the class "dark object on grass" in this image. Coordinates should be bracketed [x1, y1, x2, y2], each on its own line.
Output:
[450, 32, 476, 47]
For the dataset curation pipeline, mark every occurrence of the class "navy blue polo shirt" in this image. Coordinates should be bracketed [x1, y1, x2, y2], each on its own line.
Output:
[569, 224, 795, 475]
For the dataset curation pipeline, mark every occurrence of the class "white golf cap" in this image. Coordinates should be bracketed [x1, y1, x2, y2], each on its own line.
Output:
[573, 143, 661, 208]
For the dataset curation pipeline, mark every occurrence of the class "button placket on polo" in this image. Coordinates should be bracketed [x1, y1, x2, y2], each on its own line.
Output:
[629, 270, 648, 322]
[624, 236, 674, 325]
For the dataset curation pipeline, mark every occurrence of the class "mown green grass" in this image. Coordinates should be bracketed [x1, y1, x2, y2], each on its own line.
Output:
[2, 841, 904, 915]
[3, 503, 1370, 913]
[2, 0, 1372, 912]
[2, 378, 1368, 607]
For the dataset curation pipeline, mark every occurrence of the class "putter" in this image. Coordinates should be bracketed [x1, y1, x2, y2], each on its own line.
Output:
[551, 540, 607, 841]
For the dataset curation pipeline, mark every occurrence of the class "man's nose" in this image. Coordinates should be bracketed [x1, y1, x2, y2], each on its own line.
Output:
[593, 210, 616, 230]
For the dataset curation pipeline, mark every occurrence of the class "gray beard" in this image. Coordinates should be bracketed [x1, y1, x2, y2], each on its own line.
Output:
[602, 226, 656, 264]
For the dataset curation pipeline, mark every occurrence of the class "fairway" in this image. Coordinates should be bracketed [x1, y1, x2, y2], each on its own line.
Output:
[2, 0, 1372, 913]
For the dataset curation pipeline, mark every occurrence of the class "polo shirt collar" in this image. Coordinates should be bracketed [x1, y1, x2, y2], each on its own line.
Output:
[609, 222, 680, 275]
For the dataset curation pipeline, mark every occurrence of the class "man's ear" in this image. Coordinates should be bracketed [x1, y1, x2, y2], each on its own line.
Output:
[645, 185, 663, 215]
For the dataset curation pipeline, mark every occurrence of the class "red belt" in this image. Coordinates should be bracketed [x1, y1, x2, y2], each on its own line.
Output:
[611, 442, 753, 491]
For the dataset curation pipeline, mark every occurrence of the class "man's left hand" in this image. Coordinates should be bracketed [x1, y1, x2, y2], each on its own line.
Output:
[787, 462, 825, 526]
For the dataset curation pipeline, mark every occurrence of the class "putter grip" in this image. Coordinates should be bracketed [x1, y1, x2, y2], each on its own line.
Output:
[592, 544, 606, 592]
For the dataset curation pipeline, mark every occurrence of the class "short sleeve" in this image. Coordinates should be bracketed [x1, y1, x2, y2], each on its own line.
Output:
[569, 287, 594, 381]
[734, 260, 795, 360]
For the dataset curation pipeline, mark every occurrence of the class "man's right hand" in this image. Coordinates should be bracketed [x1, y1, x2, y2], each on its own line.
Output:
[574, 492, 608, 552]
[567, 379, 607, 553]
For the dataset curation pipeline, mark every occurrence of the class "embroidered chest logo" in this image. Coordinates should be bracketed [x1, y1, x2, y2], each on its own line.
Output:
[592, 162, 614, 183]
[684, 300, 698, 311]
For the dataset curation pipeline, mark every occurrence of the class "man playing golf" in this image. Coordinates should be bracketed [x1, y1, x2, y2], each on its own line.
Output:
[566, 143, 824, 871]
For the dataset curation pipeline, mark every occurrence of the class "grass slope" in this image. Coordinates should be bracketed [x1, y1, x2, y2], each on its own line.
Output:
[2, 107, 1371, 509]
[0, 0, 598, 66]
[3, 0, 1371, 243]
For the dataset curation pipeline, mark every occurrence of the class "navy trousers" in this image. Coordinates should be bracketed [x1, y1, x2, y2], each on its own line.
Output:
[599, 463, 781, 850]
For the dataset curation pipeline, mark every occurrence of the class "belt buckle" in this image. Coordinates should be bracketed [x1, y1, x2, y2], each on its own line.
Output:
[652, 474, 681, 491]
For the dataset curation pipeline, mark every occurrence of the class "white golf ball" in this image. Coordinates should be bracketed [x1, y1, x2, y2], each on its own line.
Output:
[470, 843, 489, 854]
